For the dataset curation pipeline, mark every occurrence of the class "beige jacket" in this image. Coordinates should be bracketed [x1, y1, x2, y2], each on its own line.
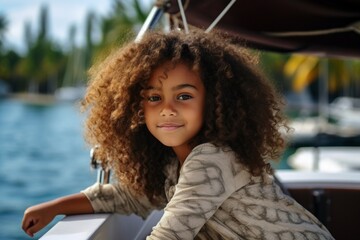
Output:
[82, 143, 334, 239]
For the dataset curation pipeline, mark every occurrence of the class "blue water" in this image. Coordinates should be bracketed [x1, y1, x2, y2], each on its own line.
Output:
[0, 98, 97, 240]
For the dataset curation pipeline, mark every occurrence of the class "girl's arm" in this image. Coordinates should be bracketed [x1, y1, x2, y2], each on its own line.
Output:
[81, 182, 163, 219]
[22, 193, 94, 237]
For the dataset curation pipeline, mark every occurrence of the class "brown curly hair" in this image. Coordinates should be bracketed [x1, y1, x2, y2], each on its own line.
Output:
[81, 29, 288, 203]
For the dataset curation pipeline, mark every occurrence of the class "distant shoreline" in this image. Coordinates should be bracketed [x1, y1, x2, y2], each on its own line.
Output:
[9, 92, 56, 105]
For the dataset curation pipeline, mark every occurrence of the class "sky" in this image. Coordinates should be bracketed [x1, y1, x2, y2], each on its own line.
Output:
[0, 0, 152, 53]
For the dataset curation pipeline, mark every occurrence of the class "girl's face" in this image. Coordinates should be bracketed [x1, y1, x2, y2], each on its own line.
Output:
[143, 63, 205, 159]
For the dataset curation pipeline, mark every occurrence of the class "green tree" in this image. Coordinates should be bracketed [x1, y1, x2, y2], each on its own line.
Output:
[259, 51, 291, 93]
[16, 5, 66, 93]
[0, 50, 21, 83]
[84, 11, 96, 70]
[0, 14, 7, 51]
[95, 0, 149, 55]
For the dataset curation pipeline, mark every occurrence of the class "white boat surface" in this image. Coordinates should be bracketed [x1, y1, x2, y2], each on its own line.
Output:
[288, 146, 360, 172]
[40, 210, 163, 240]
[40, 170, 360, 240]
[329, 97, 360, 131]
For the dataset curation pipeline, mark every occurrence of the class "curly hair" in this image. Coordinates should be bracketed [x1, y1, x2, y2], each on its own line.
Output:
[81, 29, 288, 203]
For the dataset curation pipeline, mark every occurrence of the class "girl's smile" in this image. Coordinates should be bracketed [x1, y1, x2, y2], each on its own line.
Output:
[143, 62, 206, 162]
[157, 122, 184, 131]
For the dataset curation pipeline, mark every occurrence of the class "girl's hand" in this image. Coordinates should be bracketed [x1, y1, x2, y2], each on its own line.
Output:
[22, 201, 57, 237]
[21, 193, 94, 237]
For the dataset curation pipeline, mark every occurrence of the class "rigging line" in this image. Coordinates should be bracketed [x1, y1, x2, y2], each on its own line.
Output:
[177, 0, 189, 33]
[205, 0, 237, 33]
[264, 21, 360, 37]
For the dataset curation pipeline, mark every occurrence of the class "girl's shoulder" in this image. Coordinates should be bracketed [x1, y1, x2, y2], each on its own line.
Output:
[189, 142, 234, 161]
[182, 142, 256, 191]
[185, 142, 244, 174]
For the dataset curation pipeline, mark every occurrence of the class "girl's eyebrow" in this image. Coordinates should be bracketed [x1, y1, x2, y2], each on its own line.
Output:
[145, 84, 198, 91]
[172, 83, 198, 91]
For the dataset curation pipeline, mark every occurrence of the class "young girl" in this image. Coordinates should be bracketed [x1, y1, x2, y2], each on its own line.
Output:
[22, 29, 334, 239]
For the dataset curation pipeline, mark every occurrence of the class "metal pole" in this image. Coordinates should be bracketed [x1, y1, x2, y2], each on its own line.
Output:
[314, 58, 329, 170]
[135, 6, 165, 42]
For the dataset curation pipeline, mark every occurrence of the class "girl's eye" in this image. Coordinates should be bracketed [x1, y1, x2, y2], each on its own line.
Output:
[177, 94, 193, 100]
[147, 96, 161, 102]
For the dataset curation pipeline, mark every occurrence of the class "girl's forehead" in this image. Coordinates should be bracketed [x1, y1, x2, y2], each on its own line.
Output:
[147, 62, 176, 84]
[146, 62, 202, 88]
[146, 65, 167, 87]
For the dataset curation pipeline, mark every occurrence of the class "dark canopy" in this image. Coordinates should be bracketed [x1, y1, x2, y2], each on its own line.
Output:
[166, 0, 360, 58]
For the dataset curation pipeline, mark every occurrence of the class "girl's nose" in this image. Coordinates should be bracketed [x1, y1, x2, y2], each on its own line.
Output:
[160, 101, 177, 117]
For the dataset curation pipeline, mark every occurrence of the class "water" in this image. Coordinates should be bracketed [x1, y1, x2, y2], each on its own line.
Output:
[0, 98, 97, 240]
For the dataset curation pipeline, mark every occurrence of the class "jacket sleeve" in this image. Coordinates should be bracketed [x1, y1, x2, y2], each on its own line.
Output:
[147, 144, 243, 239]
[81, 181, 161, 219]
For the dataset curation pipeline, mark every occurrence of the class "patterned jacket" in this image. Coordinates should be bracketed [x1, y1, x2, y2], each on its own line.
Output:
[82, 143, 334, 239]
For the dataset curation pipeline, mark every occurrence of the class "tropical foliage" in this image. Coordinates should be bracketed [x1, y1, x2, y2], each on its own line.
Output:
[283, 55, 360, 100]
[0, 0, 149, 94]
[0, 14, 7, 50]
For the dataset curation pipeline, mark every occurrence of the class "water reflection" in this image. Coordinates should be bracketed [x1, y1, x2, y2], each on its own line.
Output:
[0, 98, 96, 240]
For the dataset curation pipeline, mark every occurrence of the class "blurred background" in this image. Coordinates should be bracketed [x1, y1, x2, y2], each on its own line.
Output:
[0, 0, 359, 239]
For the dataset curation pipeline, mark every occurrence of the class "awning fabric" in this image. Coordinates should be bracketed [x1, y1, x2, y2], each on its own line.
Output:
[165, 0, 360, 58]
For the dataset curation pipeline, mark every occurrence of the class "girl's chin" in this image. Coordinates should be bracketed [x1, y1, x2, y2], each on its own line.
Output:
[159, 141, 178, 147]
[158, 139, 184, 148]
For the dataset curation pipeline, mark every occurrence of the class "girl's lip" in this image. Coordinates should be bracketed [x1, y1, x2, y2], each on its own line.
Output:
[157, 123, 184, 129]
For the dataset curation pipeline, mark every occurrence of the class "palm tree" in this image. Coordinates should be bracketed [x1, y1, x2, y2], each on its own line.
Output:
[95, 0, 149, 55]
[0, 14, 8, 51]
[84, 11, 96, 70]
[16, 5, 66, 94]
